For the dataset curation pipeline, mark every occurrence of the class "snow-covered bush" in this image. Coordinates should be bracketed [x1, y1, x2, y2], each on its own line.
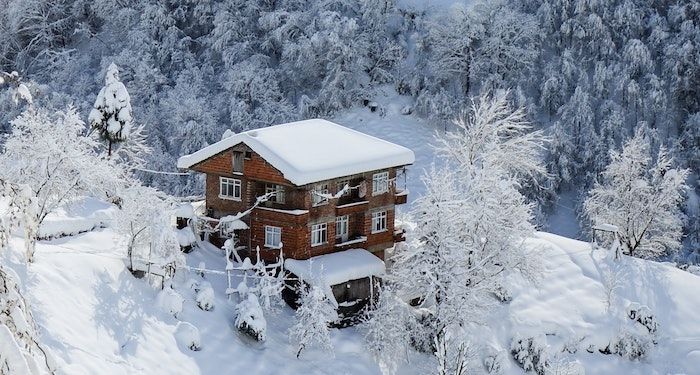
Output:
[175, 227, 197, 253]
[235, 294, 266, 342]
[483, 351, 505, 374]
[627, 303, 658, 337]
[289, 285, 338, 358]
[157, 288, 184, 318]
[175, 322, 201, 351]
[195, 282, 215, 312]
[493, 285, 512, 303]
[609, 329, 653, 361]
[510, 334, 550, 375]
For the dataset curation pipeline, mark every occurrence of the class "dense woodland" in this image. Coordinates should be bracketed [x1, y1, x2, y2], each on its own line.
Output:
[0, 0, 699, 257]
[1, 1, 699, 373]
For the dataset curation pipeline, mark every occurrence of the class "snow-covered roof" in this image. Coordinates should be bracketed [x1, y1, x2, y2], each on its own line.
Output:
[285, 249, 385, 288]
[177, 119, 415, 186]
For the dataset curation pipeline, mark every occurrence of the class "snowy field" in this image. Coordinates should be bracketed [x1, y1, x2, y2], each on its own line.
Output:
[5, 211, 700, 374]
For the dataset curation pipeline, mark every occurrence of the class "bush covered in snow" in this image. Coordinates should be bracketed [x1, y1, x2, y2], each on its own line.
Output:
[627, 303, 658, 337]
[175, 322, 201, 351]
[609, 329, 653, 361]
[157, 288, 184, 318]
[510, 334, 549, 375]
[483, 351, 505, 374]
[195, 282, 215, 312]
[235, 294, 266, 341]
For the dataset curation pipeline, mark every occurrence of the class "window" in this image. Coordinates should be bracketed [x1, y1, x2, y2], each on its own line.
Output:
[336, 215, 349, 241]
[372, 171, 389, 195]
[312, 183, 329, 206]
[244, 151, 252, 159]
[265, 184, 285, 203]
[232, 152, 243, 173]
[264, 226, 282, 248]
[219, 177, 241, 200]
[311, 223, 327, 246]
[371, 211, 387, 233]
[336, 179, 351, 197]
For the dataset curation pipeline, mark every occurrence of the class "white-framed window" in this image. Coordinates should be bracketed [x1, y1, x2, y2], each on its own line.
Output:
[311, 223, 327, 246]
[312, 183, 329, 206]
[372, 171, 389, 195]
[336, 179, 351, 197]
[219, 177, 242, 200]
[371, 211, 387, 234]
[264, 225, 282, 248]
[265, 184, 285, 203]
[335, 215, 349, 241]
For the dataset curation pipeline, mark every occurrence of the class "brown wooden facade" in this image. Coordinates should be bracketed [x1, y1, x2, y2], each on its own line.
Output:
[189, 143, 409, 262]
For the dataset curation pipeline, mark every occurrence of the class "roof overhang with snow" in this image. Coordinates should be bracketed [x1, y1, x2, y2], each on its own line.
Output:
[284, 249, 385, 288]
[177, 119, 415, 186]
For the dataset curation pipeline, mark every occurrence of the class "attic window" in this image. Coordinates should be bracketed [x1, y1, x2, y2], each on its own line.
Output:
[232, 152, 243, 173]
[244, 151, 252, 159]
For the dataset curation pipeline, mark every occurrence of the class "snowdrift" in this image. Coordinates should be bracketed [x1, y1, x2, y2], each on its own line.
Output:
[8, 225, 700, 374]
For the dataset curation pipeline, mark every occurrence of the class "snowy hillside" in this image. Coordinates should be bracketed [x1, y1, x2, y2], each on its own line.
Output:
[4, 207, 699, 374]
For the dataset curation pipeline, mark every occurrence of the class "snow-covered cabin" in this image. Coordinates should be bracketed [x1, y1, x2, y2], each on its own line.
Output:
[177, 119, 414, 313]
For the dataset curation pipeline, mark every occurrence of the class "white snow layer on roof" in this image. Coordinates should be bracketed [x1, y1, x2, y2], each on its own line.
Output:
[177, 119, 415, 186]
[284, 249, 385, 288]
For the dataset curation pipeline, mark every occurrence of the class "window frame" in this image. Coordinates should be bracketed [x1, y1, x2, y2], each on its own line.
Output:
[311, 223, 328, 247]
[219, 177, 242, 201]
[335, 215, 349, 241]
[372, 171, 389, 195]
[371, 210, 388, 234]
[312, 183, 330, 206]
[265, 183, 285, 204]
[264, 225, 282, 248]
[232, 151, 244, 174]
[336, 179, 351, 197]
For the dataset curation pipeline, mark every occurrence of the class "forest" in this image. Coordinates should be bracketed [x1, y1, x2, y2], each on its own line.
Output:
[1, 1, 700, 374]
[1, 0, 699, 259]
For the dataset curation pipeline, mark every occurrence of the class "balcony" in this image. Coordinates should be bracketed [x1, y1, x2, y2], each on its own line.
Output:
[394, 189, 408, 205]
[335, 235, 367, 248]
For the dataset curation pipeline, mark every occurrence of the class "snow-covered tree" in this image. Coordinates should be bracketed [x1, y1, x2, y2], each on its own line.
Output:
[0, 106, 122, 261]
[368, 92, 545, 373]
[289, 285, 338, 358]
[583, 128, 689, 259]
[89, 63, 133, 156]
[0, 265, 55, 374]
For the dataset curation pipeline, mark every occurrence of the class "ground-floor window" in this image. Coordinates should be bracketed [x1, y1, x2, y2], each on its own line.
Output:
[265, 225, 282, 248]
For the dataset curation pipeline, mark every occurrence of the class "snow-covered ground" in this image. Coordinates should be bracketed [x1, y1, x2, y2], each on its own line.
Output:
[38, 198, 116, 239]
[5, 213, 700, 374]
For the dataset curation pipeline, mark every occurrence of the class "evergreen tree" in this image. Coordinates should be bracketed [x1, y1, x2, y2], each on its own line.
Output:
[89, 63, 133, 156]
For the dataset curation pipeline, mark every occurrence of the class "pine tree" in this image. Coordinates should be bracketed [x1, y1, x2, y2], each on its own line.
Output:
[89, 63, 133, 156]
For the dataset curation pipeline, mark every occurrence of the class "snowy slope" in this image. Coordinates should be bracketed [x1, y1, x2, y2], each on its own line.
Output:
[334, 87, 439, 206]
[5, 213, 700, 374]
